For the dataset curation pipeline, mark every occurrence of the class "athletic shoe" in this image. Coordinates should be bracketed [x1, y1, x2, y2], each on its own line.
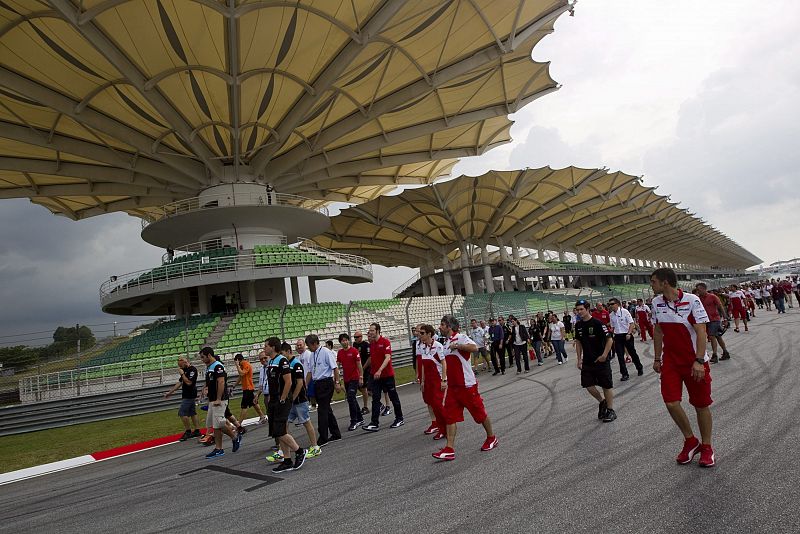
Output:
[557, 361, 563, 365]
[318, 438, 329, 447]
[306, 445, 322, 458]
[265, 450, 284, 463]
[720, 351, 731, 361]
[481, 436, 499, 451]
[258, 416, 267, 425]
[676, 436, 700, 464]
[637, 368, 644, 376]
[328, 435, 342, 444]
[598, 399, 607, 420]
[309, 405, 317, 412]
[492, 371, 500, 376]
[709, 354, 719, 364]
[537, 362, 543, 366]
[433, 431, 446, 440]
[363, 423, 380, 432]
[191, 429, 202, 438]
[698, 444, 715, 467]
[179, 430, 192, 442]
[563, 357, 568, 362]
[602, 409, 617, 423]
[424, 423, 439, 435]
[272, 460, 294, 473]
[232, 434, 241, 453]
[361, 407, 370, 415]
[390, 419, 405, 428]
[348, 420, 365, 431]
[293, 448, 307, 471]
[270, 445, 280, 452]
[205, 448, 224, 459]
[620, 375, 630, 381]
[381, 406, 392, 417]
[432, 446, 455, 461]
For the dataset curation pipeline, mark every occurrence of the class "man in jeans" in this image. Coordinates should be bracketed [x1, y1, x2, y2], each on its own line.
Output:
[608, 298, 644, 381]
[306, 334, 342, 446]
[337, 333, 365, 431]
[363, 322, 405, 432]
[163, 356, 201, 441]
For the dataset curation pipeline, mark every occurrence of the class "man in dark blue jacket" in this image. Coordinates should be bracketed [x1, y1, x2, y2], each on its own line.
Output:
[488, 318, 505, 376]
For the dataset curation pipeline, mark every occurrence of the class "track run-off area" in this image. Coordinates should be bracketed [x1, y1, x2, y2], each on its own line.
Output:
[1, 309, 799, 534]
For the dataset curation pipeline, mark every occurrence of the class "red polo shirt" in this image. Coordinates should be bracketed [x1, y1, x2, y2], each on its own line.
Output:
[337, 347, 361, 382]
[369, 336, 394, 378]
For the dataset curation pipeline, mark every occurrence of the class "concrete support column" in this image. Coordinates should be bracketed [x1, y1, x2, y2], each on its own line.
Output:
[515, 274, 526, 291]
[443, 268, 455, 295]
[198, 285, 209, 315]
[537, 247, 545, 261]
[591, 253, 597, 265]
[576, 251, 584, 264]
[480, 247, 494, 293]
[421, 276, 431, 297]
[427, 262, 440, 296]
[247, 280, 257, 309]
[511, 238, 521, 260]
[503, 269, 513, 292]
[174, 290, 184, 318]
[462, 268, 474, 295]
[309, 277, 318, 304]
[290, 277, 300, 305]
[562, 275, 570, 288]
[558, 248, 566, 262]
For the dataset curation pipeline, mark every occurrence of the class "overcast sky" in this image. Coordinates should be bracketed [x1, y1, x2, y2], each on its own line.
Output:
[1, 0, 798, 343]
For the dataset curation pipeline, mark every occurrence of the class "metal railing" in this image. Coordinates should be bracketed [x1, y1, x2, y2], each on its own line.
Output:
[393, 271, 421, 297]
[141, 192, 329, 228]
[161, 235, 286, 263]
[100, 241, 372, 300]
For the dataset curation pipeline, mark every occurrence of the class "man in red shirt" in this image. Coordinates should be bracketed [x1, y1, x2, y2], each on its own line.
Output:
[634, 299, 654, 341]
[591, 303, 611, 326]
[695, 283, 731, 363]
[337, 333, 364, 431]
[432, 315, 498, 461]
[417, 323, 447, 441]
[363, 323, 404, 432]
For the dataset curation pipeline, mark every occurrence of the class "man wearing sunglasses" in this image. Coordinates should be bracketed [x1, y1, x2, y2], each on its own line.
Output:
[608, 298, 644, 380]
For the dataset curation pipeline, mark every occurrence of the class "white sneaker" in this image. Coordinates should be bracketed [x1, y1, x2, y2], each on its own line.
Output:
[557, 361, 564, 365]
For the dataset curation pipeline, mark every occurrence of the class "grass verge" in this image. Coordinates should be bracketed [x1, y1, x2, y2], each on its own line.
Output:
[0, 366, 416, 474]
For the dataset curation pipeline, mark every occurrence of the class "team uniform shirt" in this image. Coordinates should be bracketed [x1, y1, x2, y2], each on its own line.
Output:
[635, 305, 651, 323]
[205, 360, 229, 401]
[728, 290, 746, 309]
[548, 321, 565, 341]
[419, 340, 446, 386]
[239, 360, 254, 390]
[266, 355, 292, 402]
[591, 309, 611, 325]
[179, 365, 198, 399]
[608, 307, 635, 335]
[574, 318, 613, 364]
[443, 332, 477, 388]
[369, 336, 394, 378]
[652, 290, 710, 363]
[337, 347, 362, 383]
[288, 357, 308, 404]
[470, 327, 486, 349]
[698, 292, 722, 322]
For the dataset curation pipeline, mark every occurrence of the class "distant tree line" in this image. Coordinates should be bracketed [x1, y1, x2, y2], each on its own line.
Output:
[0, 325, 96, 371]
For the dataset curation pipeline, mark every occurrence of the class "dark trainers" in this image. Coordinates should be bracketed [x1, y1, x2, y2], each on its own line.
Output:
[602, 409, 617, 422]
[720, 352, 731, 361]
[361, 406, 370, 415]
[272, 460, 294, 473]
[348, 420, 364, 431]
[381, 406, 392, 417]
[232, 434, 242, 453]
[598, 399, 607, 420]
[179, 430, 192, 442]
[205, 448, 224, 459]
[191, 429, 202, 438]
[293, 448, 307, 471]
[709, 354, 719, 364]
[363, 423, 380, 432]
[390, 419, 405, 429]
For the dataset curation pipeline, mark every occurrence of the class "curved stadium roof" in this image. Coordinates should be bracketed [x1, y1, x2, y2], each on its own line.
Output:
[0, 0, 573, 218]
[314, 167, 762, 269]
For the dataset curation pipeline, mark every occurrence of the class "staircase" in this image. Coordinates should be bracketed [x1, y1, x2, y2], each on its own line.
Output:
[205, 314, 235, 348]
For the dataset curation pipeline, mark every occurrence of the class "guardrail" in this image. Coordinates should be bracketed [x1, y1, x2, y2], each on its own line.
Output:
[100, 241, 372, 300]
[141, 192, 329, 229]
[162, 235, 287, 263]
[393, 271, 421, 297]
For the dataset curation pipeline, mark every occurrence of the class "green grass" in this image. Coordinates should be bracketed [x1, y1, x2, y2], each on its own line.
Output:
[0, 365, 416, 474]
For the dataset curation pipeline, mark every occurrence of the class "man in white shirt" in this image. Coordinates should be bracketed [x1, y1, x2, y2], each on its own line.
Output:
[469, 319, 492, 373]
[306, 334, 342, 446]
[608, 298, 643, 380]
[762, 284, 773, 311]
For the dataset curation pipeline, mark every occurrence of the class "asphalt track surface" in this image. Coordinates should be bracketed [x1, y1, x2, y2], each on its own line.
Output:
[2, 309, 800, 534]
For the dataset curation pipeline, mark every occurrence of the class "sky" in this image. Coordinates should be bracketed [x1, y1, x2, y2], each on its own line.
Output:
[1, 0, 798, 343]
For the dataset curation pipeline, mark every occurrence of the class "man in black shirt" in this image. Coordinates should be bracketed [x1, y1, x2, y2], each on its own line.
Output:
[353, 330, 371, 415]
[265, 337, 306, 473]
[573, 300, 616, 422]
[164, 356, 201, 441]
[199, 347, 241, 458]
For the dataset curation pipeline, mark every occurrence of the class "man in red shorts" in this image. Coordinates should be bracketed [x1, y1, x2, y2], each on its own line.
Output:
[727, 284, 748, 332]
[432, 315, 498, 461]
[634, 298, 654, 342]
[417, 324, 447, 441]
[650, 268, 715, 468]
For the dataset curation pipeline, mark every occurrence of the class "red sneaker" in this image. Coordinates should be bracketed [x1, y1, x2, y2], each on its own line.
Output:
[423, 423, 439, 435]
[676, 436, 700, 464]
[698, 444, 715, 468]
[433, 431, 446, 440]
[481, 435, 499, 451]
[432, 446, 455, 461]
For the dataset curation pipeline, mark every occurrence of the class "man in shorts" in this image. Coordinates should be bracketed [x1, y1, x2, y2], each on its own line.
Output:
[285, 343, 321, 459]
[432, 315, 498, 461]
[164, 356, 201, 441]
[233, 353, 266, 425]
[574, 300, 615, 422]
[695, 283, 731, 363]
[651, 268, 715, 468]
[199, 347, 241, 459]
[264, 338, 306, 473]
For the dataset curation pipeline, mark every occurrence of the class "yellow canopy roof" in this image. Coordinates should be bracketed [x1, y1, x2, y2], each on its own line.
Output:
[0, 0, 573, 219]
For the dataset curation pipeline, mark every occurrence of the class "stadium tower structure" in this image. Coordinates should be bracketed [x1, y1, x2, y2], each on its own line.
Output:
[0, 0, 578, 317]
